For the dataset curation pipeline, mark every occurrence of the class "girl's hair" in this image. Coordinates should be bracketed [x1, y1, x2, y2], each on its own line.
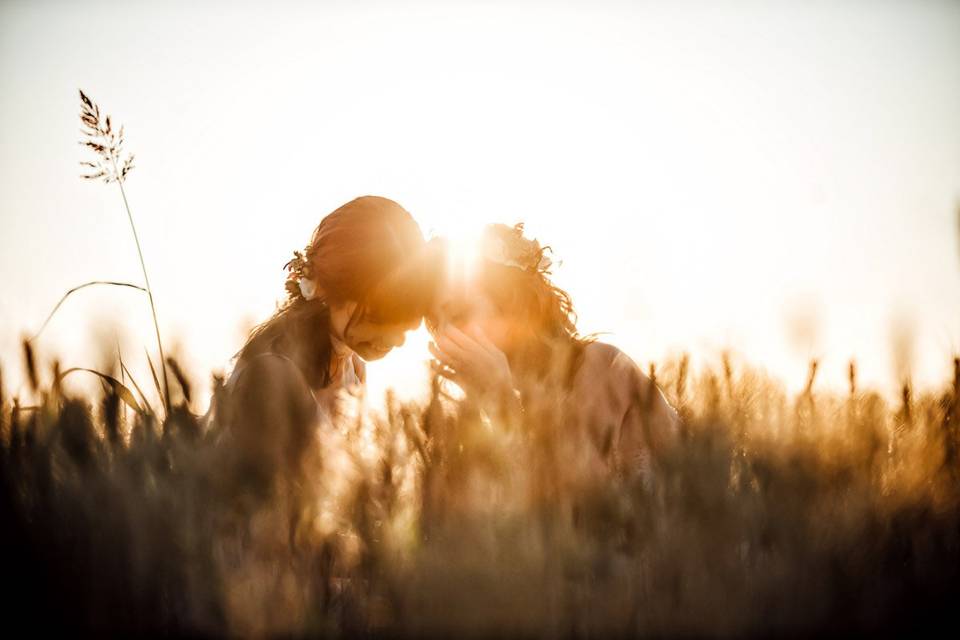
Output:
[434, 224, 594, 388]
[238, 196, 436, 389]
[480, 263, 593, 390]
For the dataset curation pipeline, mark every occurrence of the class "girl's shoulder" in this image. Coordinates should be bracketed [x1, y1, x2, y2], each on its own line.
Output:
[228, 351, 315, 403]
[571, 341, 675, 426]
[577, 341, 648, 385]
[572, 341, 681, 475]
[204, 351, 318, 442]
[228, 351, 299, 384]
[569, 341, 646, 414]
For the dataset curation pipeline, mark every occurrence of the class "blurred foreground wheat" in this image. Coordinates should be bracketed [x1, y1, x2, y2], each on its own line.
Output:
[1, 345, 958, 637]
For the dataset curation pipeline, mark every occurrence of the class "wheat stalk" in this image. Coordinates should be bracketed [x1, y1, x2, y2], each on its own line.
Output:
[57, 367, 142, 413]
[29, 280, 147, 342]
[78, 89, 169, 413]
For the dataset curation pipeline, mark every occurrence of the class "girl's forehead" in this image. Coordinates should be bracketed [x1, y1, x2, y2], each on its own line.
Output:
[439, 296, 470, 313]
[437, 291, 498, 320]
[358, 302, 420, 330]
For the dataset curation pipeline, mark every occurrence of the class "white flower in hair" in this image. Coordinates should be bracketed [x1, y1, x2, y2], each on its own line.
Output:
[298, 277, 318, 301]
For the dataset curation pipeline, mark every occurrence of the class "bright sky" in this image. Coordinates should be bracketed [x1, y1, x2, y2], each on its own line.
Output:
[1, 0, 958, 411]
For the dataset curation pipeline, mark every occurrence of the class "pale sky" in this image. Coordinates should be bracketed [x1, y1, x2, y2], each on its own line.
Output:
[1, 0, 959, 410]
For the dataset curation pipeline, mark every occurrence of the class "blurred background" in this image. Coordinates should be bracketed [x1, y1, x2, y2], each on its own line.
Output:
[1, 0, 958, 410]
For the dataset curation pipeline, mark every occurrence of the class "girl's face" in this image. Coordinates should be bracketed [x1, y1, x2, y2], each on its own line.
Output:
[431, 284, 515, 353]
[331, 302, 420, 361]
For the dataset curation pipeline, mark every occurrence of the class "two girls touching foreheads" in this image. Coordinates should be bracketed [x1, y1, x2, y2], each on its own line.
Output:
[209, 195, 680, 485]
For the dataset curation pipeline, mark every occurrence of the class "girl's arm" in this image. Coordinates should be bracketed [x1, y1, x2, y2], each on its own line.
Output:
[571, 344, 680, 482]
[613, 354, 681, 483]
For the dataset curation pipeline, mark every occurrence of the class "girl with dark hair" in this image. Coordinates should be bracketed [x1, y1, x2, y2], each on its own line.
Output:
[428, 223, 680, 485]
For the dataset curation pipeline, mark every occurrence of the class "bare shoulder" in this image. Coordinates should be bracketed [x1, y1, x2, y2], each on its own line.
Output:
[581, 341, 622, 366]
[577, 342, 681, 469]
[570, 341, 649, 414]
[574, 341, 677, 420]
[579, 341, 647, 383]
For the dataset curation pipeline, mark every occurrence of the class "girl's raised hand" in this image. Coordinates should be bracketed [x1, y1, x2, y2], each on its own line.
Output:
[428, 323, 514, 403]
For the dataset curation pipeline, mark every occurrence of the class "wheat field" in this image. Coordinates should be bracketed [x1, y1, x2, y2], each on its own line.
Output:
[1, 342, 958, 637]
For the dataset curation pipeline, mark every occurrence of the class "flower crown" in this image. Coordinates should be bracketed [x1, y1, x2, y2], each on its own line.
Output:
[480, 223, 553, 275]
[284, 249, 319, 301]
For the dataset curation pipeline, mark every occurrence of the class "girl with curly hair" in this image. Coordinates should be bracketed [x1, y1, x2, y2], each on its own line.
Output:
[428, 223, 680, 485]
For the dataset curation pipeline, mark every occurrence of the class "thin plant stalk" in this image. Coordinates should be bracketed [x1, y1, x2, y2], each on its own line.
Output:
[29, 280, 146, 343]
[111, 155, 169, 412]
[79, 89, 170, 413]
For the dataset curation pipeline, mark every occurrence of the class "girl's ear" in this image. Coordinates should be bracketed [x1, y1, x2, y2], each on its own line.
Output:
[330, 300, 361, 341]
[345, 300, 362, 325]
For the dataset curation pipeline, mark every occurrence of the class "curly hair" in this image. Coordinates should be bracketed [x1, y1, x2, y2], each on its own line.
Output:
[478, 259, 593, 388]
[431, 223, 594, 389]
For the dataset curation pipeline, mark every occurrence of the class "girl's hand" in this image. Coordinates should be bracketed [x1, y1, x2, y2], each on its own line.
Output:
[428, 324, 515, 406]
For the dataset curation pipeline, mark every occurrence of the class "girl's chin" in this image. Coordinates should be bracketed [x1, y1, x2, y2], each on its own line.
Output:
[355, 344, 391, 361]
